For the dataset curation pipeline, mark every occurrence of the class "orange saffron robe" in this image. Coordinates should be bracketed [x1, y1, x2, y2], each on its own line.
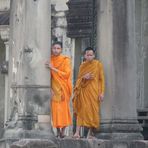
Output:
[73, 60, 105, 128]
[50, 55, 72, 128]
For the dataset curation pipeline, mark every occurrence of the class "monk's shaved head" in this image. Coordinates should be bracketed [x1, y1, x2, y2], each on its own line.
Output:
[83, 47, 95, 61]
[51, 41, 63, 56]
[84, 47, 95, 54]
[52, 41, 63, 48]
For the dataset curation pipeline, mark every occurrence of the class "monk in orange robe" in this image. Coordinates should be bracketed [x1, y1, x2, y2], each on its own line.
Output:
[73, 47, 105, 139]
[45, 41, 72, 138]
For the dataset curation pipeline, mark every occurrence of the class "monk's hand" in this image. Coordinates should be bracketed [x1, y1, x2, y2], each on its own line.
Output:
[45, 61, 49, 68]
[83, 73, 94, 80]
[49, 64, 54, 69]
[99, 94, 104, 102]
[49, 64, 58, 72]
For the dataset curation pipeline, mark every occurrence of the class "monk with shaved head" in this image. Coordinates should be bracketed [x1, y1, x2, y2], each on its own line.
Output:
[45, 41, 72, 138]
[73, 47, 105, 139]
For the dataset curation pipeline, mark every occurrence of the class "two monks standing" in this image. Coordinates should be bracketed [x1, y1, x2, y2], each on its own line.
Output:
[46, 42, 105, 139]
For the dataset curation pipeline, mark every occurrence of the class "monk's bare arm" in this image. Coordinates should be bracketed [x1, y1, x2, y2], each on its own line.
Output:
[46, 58, 71, 79]
[45, 62, 58, 72]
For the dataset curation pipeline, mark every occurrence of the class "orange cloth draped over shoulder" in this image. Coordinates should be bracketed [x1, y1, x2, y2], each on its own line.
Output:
[73, 59, 105, 129]
[50, 55, 72, 128]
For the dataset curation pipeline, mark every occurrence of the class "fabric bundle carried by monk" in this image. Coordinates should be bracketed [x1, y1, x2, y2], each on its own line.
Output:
[45, 41, 72, 138]
[73, 47, 105, 139]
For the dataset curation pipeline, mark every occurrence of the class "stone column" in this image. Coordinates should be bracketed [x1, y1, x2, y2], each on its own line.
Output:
[3, 0, 55, 141]
[4, 41, 9, 124]
[142, 0, 148, 108]
[0, 37, 5, 138]
[0, 27, 9, 140]
[96, 0, 143, 140]
[51, 0, 72, 58]
[135, 0, 145, 109]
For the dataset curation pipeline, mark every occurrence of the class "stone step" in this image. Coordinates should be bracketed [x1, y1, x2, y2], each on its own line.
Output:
[137, 108, 148, 113]
[137, 108, 148, 128]
[140, 123, 148, 128]
[138, 116, 148, 120]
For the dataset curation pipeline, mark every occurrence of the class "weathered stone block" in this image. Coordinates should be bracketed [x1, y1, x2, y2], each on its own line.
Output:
[10, 139, 57, 148]
[58, 139, 148, 148]
[2, 138, 148, 148]
[58, 138, 106, 148]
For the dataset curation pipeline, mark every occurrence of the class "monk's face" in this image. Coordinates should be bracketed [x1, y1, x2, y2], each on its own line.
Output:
[84, 50, 95, 61]
[52, 44, 62, 56]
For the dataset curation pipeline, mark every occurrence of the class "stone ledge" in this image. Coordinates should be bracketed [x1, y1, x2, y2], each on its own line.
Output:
[58, 138, 148, 148]
[58, 138, 105, 148]
[8, 138, 148, 148]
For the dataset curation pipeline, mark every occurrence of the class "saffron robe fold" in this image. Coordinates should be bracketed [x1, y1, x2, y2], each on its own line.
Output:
[51, 55, 72, 128]
[73, 60, 105, 128]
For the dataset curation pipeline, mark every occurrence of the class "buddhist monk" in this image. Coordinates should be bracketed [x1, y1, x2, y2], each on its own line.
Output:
[73, 47, 105, 139]
[45, 41, 72, 138]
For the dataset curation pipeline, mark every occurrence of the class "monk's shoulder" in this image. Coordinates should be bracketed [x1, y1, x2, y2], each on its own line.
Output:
[78, 62, 85, 70]
[63, 55, 70, 59]
[94, 60, 103, 67]
[61, 55, 70, 61]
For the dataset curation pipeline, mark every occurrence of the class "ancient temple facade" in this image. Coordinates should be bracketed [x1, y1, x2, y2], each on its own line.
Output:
[0, 0, 148, 147]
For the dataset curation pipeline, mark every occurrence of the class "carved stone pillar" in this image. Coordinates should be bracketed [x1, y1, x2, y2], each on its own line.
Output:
[96, 0, 143, 140]
[0, 26, 9, 140]
[0, 1, 56, 147]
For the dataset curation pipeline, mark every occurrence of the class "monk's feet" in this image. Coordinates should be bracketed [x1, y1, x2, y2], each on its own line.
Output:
[86, 135, 97, 140]
[87, 132, 96, 139]
[73, 133, 80, 139]
[56, 128, 61, 138]
[60, 132, 66, 138]
[56, 134, 60, 138]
